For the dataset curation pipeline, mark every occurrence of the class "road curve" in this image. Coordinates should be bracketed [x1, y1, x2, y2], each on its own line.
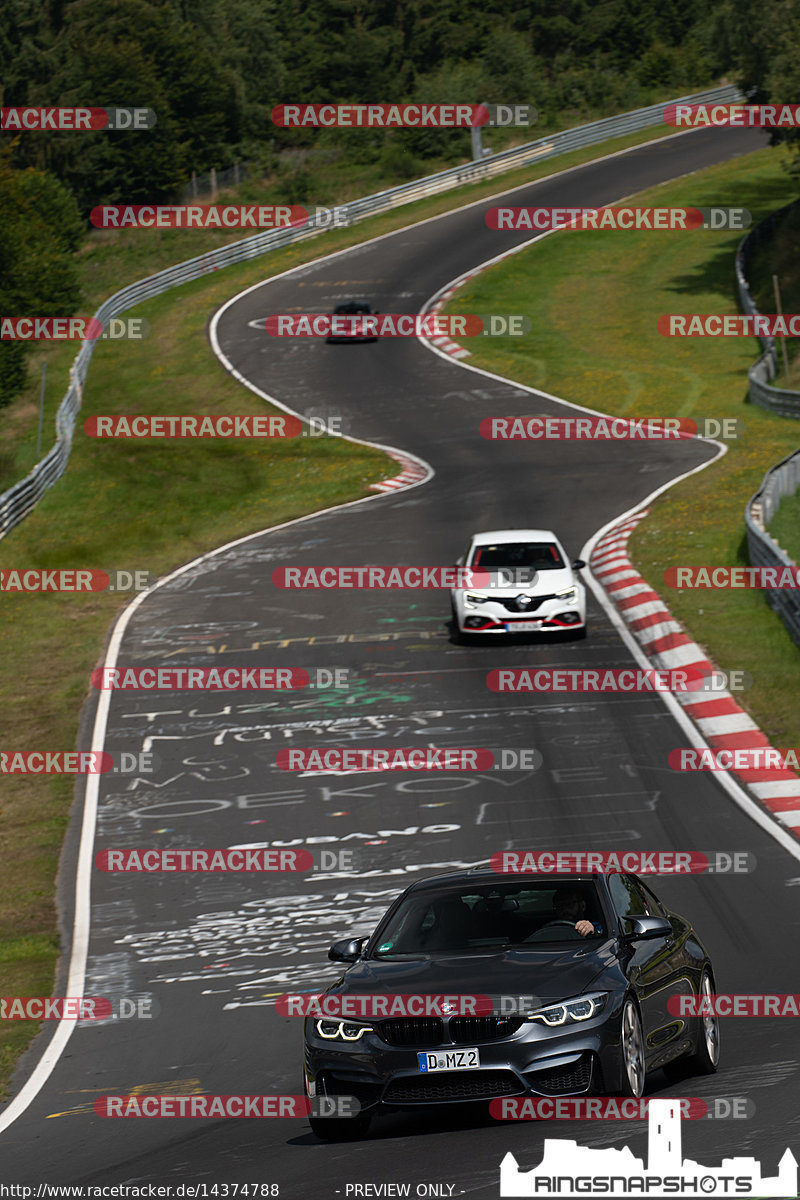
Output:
[4, 124, 799, 1197]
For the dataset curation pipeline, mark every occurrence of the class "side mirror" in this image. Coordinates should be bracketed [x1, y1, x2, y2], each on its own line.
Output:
[622, 916, 672, 941]
[328, 937, 366, 963]
[572, 559, 586, 570]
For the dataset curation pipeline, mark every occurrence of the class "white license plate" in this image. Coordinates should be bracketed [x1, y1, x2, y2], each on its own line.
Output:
[418, 1048, 480, 1073]
[506, 620, 542, 632]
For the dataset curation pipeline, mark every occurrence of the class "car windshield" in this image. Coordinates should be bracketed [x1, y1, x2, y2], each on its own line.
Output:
[372, 881, 604, 956]
[470, 542, 565, 571]
[333, 303, 371, 314]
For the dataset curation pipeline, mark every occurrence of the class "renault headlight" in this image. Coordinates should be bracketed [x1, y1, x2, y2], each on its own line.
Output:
[555, 586, 577, 603]
[525, 992, 607, 1026]
[464, 593, 490, 607]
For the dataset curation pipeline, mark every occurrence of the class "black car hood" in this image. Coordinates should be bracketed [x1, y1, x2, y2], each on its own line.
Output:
[327, 943, 623, 1006]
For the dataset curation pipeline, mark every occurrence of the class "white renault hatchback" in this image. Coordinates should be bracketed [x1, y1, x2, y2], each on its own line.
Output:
[450, 528, 587, 639]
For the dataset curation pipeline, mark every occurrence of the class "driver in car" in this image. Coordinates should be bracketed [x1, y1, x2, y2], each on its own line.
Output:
[553, 888, 600, 937]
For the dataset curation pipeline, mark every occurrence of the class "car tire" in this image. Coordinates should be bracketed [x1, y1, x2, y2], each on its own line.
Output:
[450, 603, 468, 644]
[684, 970, 720, 1076]
[308, 1112, 372, 1141]
[619, 997, 646, 1097]
[570, 625, 587, 640]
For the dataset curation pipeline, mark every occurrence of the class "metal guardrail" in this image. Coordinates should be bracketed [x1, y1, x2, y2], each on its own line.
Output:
[746, 449, 800, 646]
[0, 82, 744, 540]
[735, 201, 800, 417]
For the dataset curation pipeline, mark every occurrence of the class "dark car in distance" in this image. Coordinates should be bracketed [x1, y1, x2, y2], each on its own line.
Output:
[326, 300, 379, 342]
[303, 868, 719, 1139]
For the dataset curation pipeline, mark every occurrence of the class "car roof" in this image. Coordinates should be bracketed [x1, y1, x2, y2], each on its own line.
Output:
[469, 529, 559, 544]
[401, 867, 607, 895]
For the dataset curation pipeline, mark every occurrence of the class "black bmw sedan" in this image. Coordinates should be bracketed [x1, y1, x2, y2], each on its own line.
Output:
[302, 868, 719, 1139]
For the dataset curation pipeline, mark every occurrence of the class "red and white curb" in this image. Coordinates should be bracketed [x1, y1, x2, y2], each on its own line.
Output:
[591, 511, 800, 838]
[370, 450, 430, 492]
[423, 270, 483, 359]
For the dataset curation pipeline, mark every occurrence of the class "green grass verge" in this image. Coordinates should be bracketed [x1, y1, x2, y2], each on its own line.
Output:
[1, 117, 693, 492]
[0, 113, 707, 1103]
[440, 142, 800, 746]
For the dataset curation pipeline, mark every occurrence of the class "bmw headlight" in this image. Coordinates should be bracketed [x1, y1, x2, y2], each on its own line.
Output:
[464, 593, 490, 608]
[525, 992, 607, 1026]
[315, 1018, 374, 1041]
[555, 586, 578, 604]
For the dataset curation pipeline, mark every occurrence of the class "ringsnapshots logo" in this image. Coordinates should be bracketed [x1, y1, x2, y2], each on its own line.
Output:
[1, 107, 156, 131]
[497, 1098, 797, 1197]
[486, 206, 750, 231]
[271, 103, 536, 128]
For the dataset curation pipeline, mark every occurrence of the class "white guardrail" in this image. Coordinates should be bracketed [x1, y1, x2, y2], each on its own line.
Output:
[0, 83, 743, 539]
[735, 201, 800, 417]
[746, 450, 800, 646]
